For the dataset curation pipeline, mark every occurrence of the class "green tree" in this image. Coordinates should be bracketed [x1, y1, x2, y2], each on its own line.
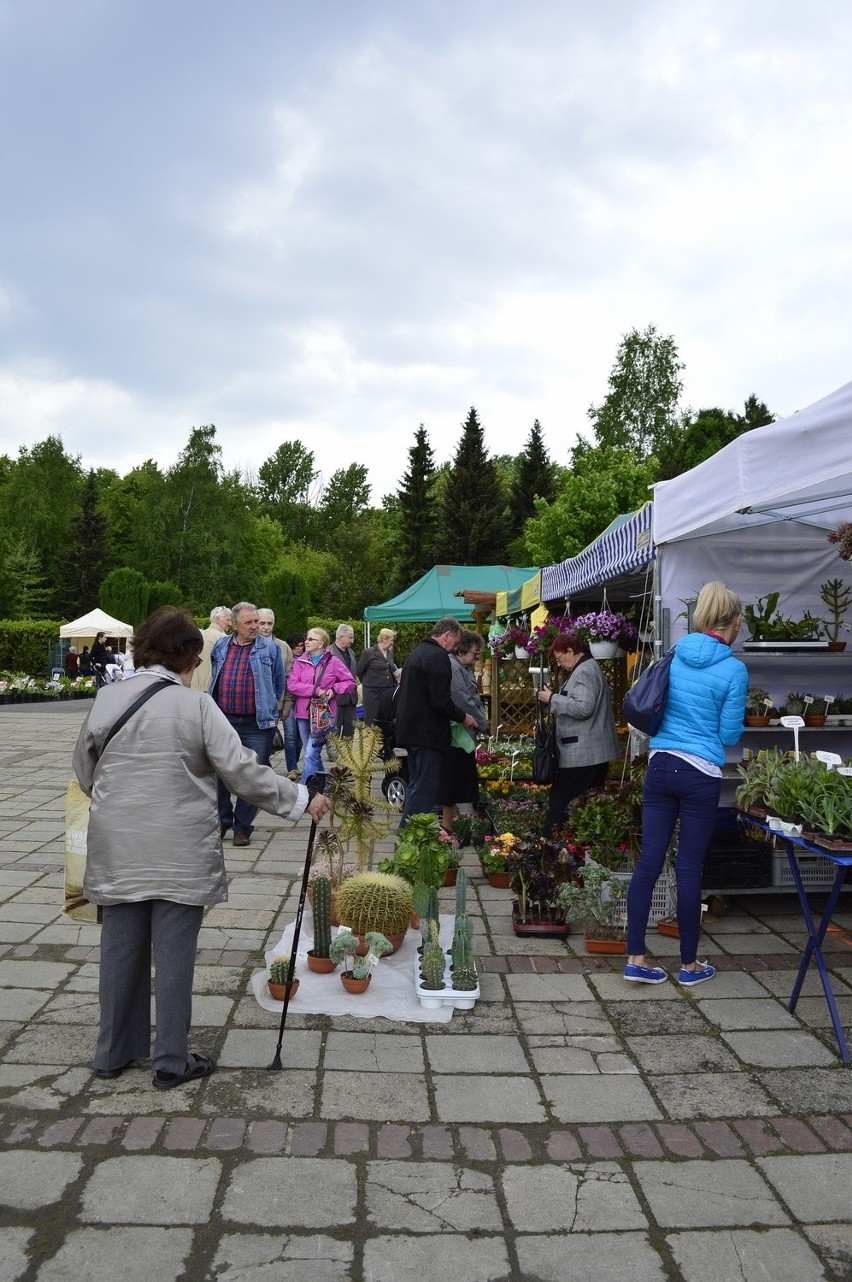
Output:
[259, 566, 311, 636]
[146, 581, 183, 612]
[507, 420, 557, 550]
[58, 470, 109, 616]
[656, 395, 775, 482]
[100, 567, 150, 625]
[588, 325, 684, 462]
[0, 537, 54, 618]
[394, 423, 438, 590]
[318, 464, 371, 543]
[255, 441, 320, 545]
[0, 435, 84, 613]
[523, 447, 658, 565]
[436, 407, 507, 564]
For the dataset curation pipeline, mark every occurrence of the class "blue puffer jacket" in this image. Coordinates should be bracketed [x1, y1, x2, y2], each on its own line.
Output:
[650, 632, 748, 767]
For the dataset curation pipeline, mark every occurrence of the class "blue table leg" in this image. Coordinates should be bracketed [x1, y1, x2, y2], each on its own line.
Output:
[783, 837, 850, 1063]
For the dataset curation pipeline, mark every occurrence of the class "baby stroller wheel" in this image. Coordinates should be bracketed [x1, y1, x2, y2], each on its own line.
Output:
[382, 774, 407, 809]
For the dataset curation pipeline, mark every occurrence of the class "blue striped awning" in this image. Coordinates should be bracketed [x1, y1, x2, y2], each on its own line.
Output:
[541, 503, 655, 601]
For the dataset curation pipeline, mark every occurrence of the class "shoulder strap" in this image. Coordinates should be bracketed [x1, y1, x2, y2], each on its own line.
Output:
[100, 678, 173, 755]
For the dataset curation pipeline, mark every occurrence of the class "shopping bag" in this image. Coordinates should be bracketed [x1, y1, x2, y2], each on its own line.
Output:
[64, 780, 100, 923]
[532, 712, 559, 784]
[623, 650, 675, 735]
[309, 697, 333, 737]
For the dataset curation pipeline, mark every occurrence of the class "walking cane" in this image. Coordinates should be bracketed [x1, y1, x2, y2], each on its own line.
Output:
[269, 773, 326, 1071]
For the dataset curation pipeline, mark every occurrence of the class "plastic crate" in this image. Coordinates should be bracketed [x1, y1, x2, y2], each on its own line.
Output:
[702, 836, 773, 889]
[771, 850, 838, 889]
[611, 869, 675, 931]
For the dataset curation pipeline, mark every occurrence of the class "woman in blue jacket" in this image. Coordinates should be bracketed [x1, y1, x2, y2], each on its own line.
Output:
[625, 582, 747, 987]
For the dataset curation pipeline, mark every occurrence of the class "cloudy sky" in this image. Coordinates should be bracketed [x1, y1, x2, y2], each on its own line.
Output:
[1, 0, 851, 503]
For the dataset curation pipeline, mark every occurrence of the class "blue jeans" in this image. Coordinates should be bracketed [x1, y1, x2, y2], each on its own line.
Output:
[626, 753, 721, 965]
[283, 713, 300, 773]
[297, 718, 325, 786]
[399, 745, 445, 829]
[217, 716, 276, 836]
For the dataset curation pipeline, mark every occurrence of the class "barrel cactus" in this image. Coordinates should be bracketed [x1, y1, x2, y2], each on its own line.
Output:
[419, 921, 446, 990]
[335, 871, 413, 938]
[312, 875, 332, 959]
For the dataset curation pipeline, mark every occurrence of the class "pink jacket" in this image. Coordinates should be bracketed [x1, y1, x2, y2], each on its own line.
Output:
[286, 650, 357, 720]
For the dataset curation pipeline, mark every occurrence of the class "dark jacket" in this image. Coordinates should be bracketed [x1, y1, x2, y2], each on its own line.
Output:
[395, 637, 466, 750]
[329, 642, 358, 707]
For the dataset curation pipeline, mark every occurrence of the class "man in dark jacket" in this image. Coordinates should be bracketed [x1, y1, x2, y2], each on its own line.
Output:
[395, 616, 476, 827]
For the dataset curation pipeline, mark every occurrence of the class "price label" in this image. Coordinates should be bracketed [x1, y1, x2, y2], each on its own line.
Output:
[366, 951, 380, 969]
[780, 715, 804, 728]
[803, 695, 814, 708]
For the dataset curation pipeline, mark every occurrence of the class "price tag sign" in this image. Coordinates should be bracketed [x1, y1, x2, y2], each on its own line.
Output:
[815, 750, 843, 770]
[803, 695, 814, 708]
[366, 950, 380, 970]
[780, 715, 804, 728]
[837, 766, 852, 777]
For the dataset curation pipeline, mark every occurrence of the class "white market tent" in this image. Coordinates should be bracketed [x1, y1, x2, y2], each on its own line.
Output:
[652, 379, 852, 648]
[59, 607, 134, 641]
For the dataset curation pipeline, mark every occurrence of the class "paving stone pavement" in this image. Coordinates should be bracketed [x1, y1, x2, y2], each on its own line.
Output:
[0, 704, 851, 1280]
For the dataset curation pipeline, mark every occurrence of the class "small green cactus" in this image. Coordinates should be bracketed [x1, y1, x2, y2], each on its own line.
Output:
[312, 876, 332, 958]
[451, 917, 477, 991]
[420, 921, 446, 990]
[269, 955, 292, 985]
[454, 868, 468, 922]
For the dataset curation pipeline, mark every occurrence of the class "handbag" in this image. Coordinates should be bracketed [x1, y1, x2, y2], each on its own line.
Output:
[623, 649, 675, 735]
[532, 708, 559, 785]
[309, 697, 333, 738]
[271, 722, 284, 753]
[64, 678, 172, 921]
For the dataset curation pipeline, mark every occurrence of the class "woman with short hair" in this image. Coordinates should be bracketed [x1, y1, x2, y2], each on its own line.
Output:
[286, 626, 357, 784]
[73, 606, 329, 1089]
[438, 630, 489, 833]
[624, 581, 747, 987]
[357, 627, 399, 725]
[536, 633, 620, 836]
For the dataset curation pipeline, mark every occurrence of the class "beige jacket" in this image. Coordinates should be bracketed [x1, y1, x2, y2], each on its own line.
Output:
[73, 667, 308, 906]
[191, 624, 227, 692]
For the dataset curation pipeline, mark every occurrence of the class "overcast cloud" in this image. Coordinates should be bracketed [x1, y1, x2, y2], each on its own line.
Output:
[1, 0, 850, 501]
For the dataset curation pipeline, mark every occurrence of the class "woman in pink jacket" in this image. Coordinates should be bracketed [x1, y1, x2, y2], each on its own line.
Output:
[286, 626, 357, 784]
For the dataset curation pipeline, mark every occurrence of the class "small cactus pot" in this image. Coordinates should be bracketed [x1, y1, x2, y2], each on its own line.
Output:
[267, 978, 300, 1001]
[307, 951, 337, 974]
[353, 930, 406, 957]
[340, 970, 371, 994]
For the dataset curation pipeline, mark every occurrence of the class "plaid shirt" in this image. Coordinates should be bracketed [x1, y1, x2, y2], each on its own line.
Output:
[214, 638, 256, 716]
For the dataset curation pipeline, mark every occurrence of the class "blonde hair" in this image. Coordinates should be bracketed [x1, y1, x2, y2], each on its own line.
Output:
[377, 628, 396, 644]
[693, 581, 742, 634]
[307, 627, 330, 647]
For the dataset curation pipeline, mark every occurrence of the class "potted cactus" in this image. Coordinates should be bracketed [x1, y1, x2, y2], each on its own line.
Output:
[745, 687, 773, 726]
[419, 920, 447, 991]
[267, 955, 299, 1002]
[329, 929, 392, 993]
[820, 577, 851, 650]
[307, 875, 337, 973]
[334, 871, 413, 954]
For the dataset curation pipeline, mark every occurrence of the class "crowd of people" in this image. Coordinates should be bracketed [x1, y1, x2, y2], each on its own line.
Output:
[73, 582, 745, 1087]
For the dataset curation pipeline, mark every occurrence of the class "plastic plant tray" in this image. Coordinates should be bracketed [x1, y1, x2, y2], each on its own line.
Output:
[414, 952, 480, 1011]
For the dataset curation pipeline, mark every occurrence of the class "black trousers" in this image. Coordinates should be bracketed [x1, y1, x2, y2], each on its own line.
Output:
[543, 761, 609, 836]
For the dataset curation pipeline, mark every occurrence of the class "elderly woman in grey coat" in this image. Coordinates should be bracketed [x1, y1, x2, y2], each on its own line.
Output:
[536, 632, 619, 836]
[73, 606, 329, 1089]
[439, 630, 489, 834]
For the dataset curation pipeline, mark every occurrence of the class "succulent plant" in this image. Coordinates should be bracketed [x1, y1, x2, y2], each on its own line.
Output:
[419, 921, 446, 990]
[335, 871, 413, 938]
[312, 875, 332, 959]
[269, 955, 293, 985]
[454, 868, 468, 922]
[329, 928, 392, 979]
[451, 916, 477, 991]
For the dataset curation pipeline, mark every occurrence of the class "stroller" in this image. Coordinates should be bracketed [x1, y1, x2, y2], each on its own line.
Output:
[374, 684, 409, 809]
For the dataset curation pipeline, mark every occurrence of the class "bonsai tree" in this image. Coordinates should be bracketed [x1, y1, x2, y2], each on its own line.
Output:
[820, 578, 852, 642]
[329, 929, 392, 979]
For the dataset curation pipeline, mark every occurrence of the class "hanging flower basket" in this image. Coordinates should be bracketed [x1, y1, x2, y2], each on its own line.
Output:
[589, 640, 619, 660]
[572, 611, 637, 654]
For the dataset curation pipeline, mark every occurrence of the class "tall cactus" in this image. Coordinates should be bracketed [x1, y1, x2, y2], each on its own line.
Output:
[312, 876, 332, 959]
[420, 885, 440, 951]
[420, 920, 446, 990]
[454, 868, 467, 923]
[451, 915, 477, 991]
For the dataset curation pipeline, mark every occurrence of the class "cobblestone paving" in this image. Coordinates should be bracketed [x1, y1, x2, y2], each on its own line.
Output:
[0, 705, 851, 1280]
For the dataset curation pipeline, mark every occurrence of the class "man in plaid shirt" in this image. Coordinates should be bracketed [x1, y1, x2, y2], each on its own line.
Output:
[209, 602, 286, 847]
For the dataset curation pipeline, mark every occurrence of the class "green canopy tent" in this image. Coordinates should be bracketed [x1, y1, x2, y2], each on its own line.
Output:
[363, 564, 537, 643]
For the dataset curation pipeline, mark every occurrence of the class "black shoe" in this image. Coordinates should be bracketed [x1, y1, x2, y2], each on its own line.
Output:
[94, 1060, 135, 1079]
[233, 830, 250, 847]
[219, 823, 231, 839]
[153, 1053, 215, 1090]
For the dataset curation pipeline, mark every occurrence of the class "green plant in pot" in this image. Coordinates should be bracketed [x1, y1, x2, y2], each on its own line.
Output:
[745, 687, 773, 722]
[329, 929, 392, 993]
[555, 858, 627, 951]
[820, 577, 851, 648]
[743, 594, 822, 642]
[307, 875, 337, 973]
[566, 783, 638, 870]
[268, 954, 299, 1001]
[735, 747, 790, 813]
[766, 756, 825, 823]
[798, 772, 852, 840]
[451, 915, 478, 991]
[379, 812, 453, 887]
[334, 871, 413, 952]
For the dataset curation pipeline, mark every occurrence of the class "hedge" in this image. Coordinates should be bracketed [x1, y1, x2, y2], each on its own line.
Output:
[0, 620, 63, 676]
[307, 618, 486, 665]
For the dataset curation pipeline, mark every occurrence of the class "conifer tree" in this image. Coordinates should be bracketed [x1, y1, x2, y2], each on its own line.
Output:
[58, 469, 109, 615]
[437, 407, 507, 564]
[507, 420, 556, 544]
[394, 423, 438, 589]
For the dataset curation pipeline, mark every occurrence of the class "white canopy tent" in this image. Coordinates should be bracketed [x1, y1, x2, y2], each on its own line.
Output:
[652, 380, 852, 648]
[59, 607, 134, 641]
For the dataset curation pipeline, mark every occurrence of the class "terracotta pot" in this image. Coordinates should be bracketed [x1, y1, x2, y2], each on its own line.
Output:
[745, 715, 771, 727]
[584, 934, 626, 955]
[340, 970, 371, 994]
[443, 866, 459, 887]
[827, 640, 847, 652]
[487, 871, 512, 889]
[804, 714, 827, 727]
[306, 951, 337, 974]
[353, 929, 406, 957]
[656, 917, 680, 939]
[267, 978, 299, 1001]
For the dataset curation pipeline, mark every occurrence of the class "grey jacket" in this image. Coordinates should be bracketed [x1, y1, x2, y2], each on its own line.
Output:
[549, 656, 619, 768]
[73, 667, 309, 907]
[449, 655, 489, 748]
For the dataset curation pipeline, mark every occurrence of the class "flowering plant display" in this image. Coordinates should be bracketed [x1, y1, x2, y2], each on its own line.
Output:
[479, 831, 518, 873]
[571, 610, 637, 649]
[491, 623, 532, 657]
[524, 615, 574, 655]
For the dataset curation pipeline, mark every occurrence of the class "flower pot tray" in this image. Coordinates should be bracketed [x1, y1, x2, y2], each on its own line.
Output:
[413, 952, 480, 1011]
[511, 909, 570, 939]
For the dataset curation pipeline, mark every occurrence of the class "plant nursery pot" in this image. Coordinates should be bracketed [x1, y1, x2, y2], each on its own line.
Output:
[514, 646, 530, 660]
[340, 970, 371, 994]
[353, 930, 406, 957]
[656, 917, 680, 939]
[589, 640, 619, 660]
[267, 978, 299, 1001]
[511, 908, 570, 939]
[487, 871, 512, 889]
[744, 715, 771, 727]
[306, 951, 337, 974]
[803, 714, 827, 727]
[827, 641, 847, 652]
[584, 933, 626, 955]
[443, 866, 459, 887]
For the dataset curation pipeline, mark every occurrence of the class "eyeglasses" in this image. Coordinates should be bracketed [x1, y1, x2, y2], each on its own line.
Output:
[193, 656, 202, 668]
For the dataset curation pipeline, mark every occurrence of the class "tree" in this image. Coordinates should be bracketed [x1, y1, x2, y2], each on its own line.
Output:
[255, 441, 321, 545]
[0, 538, 54, 618]
[507, 420, 557, 549]
[146, 581, 183, 613]
[259, 566, 311, 636]
[100, 567, 150, 625]
[394, 423, 438, 590]
[588, 325, 684, 462]
[656, 395, 776, 482]
[0, 435, 84, 614]
[523, 447, 658, 565]
[436, 407, 507, 564]
[58, 470, 109, 616]
[319, 464, 371, 539]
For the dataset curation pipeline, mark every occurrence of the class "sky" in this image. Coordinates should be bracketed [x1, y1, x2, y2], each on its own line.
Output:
[1, 0, 851, 504]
